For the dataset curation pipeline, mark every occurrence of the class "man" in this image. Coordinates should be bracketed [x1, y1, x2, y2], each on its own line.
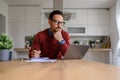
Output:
[29, 10, 70, 59]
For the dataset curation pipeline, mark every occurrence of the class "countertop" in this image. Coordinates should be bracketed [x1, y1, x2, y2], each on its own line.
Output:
[14, 48, 112, 52]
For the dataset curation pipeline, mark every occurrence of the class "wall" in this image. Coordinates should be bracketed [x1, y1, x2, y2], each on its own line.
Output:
[0, 14, 5, 33]
[110, 0, 120, 65]
[0, 0, 8, 34]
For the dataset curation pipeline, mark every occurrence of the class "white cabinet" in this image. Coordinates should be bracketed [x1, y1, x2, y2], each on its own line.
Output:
[24, 6, 41, 22]
[65, 9, 87, 26]
[64, 9, 87, 35]
[8, 6, 41, 47]
[8, 23, 25, 48]
[86, 24, 110, 36]
[8, 6, 24, 22]
[9, 6, 41, 22]
[24, 6, 41, 36]
[40, 9, 53, 30]
[65, 9, 110, 36]
[24, 23, 41, 36]
[83, 49, 111, 64]
[88, 9, 109, 24]
[87, 9, 110, 36]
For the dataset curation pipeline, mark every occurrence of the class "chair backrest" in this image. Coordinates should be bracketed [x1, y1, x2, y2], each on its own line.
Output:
[63, 44, 89, 59]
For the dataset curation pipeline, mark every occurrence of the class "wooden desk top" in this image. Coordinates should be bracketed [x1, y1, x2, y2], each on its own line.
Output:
[0, 60, 120, 80]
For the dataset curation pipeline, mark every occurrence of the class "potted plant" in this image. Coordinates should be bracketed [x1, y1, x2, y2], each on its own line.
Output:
[0, 33, 13, 61]
[25, 35, 35, 49]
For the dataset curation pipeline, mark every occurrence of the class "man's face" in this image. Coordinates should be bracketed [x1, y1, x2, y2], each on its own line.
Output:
[49, 14, 65, 33]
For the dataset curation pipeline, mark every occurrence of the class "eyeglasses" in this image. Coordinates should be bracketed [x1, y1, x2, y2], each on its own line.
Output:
[51, 19, 65, 26]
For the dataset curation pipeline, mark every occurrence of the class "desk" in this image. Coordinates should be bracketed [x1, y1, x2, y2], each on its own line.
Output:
[0, 60, 120, 80]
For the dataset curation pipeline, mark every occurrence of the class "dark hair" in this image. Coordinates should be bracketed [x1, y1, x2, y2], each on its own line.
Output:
[49, 10, 64, 20]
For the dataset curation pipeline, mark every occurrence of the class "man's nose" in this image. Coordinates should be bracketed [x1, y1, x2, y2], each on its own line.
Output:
[57, 24, 62, 28]
[58, 23, 63, 26]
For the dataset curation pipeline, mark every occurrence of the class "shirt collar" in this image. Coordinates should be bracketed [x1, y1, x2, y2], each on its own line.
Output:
[48, 28, 53, 37]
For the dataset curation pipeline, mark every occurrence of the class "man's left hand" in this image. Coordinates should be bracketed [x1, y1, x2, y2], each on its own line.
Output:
[54, 29, 63, 42]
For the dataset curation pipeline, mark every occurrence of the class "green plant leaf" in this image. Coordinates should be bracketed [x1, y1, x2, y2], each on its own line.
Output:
[0, 33, 13, 50]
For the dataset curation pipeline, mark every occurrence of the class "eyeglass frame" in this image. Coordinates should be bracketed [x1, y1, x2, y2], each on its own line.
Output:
[51, 19, 65, 26]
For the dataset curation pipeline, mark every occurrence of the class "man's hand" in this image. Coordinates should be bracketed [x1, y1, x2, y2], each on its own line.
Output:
[54, 29, 63, 42]
[30, 50, 41, 58]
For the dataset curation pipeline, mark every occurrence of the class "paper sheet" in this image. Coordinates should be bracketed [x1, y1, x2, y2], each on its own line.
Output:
[26, 57, 57, 62]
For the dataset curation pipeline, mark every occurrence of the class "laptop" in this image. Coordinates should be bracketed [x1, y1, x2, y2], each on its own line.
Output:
[63, 44, 89, 59]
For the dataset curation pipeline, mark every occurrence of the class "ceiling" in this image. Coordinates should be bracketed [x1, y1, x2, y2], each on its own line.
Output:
[4, 0, 117, 8]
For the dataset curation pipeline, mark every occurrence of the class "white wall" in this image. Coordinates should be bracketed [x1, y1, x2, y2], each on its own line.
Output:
[0, 14, 5, 33]
[0, 0, 8, 34]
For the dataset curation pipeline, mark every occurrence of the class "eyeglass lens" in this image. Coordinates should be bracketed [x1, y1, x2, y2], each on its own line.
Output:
[52, 19, 65, 26]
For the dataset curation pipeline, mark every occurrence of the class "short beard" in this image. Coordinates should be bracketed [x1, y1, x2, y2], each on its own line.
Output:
[51, 27, 61, 33]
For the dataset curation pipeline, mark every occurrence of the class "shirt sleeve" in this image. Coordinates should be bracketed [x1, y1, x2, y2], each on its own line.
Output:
[29, 33, 41, 58]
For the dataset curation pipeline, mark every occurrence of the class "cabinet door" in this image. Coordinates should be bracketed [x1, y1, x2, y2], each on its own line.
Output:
[88, 9, 109, 24]
[65, 9, 78, 25]
[24, 22, 41, 36]
[24, 6, 41, 35]
[8, 6, 24, 22]
[40, 9, 53, 30]
[65, 9, 87, 25]
[87, 9, 110, 35]
[83, 51, 110, 64]
[8, 23, 25, 48]
[87, 24, 110, 36]
[24, 6, 41, 22]
[8, 6, 42, 48]
[87, 25, 100, 35]
[65, 9, 87, 35]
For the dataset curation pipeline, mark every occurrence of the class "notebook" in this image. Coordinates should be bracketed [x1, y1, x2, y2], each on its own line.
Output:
[63, 44, 89, 59]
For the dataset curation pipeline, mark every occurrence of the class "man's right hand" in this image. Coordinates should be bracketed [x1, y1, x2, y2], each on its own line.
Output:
[30, 50, 41, 58]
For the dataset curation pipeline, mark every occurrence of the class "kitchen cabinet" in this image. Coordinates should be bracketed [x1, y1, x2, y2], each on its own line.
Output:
[41, 9, 110, 36]
[64, 9, 110, 36]
[64, 9, 87, 33]
[8, 23, 25, 48]
[24, 6, 41, 36]
[83, 48, 112, 64]
[8, 6, 24, 22]
[24, 6, 41, 22]
[40, 8, 53, 30]
[8, 6, 41, 22]
[86, 24, 110, 36]
[65, 9, 87, 25]
[87, 9, 110, 35]
[8, 6, 41, 47]
[88, 9, 109, 24]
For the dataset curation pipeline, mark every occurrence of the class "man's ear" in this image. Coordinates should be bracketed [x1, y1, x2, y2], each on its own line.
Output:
[48, 19, 51, 25]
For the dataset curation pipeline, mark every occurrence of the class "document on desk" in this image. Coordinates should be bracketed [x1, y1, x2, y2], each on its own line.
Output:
[26, 57, 57, 62]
